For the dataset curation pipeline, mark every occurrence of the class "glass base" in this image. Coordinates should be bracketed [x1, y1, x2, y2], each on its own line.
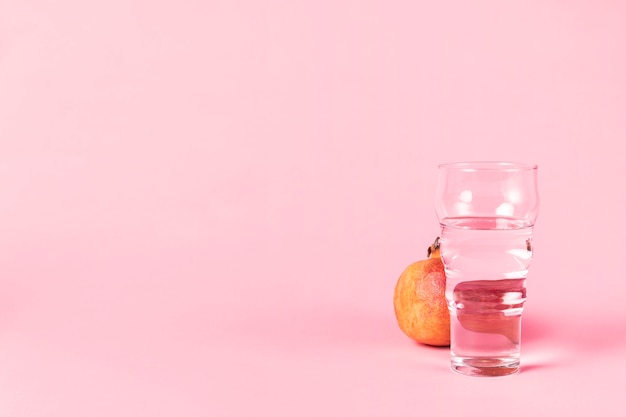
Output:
[451, 357, 520, 377]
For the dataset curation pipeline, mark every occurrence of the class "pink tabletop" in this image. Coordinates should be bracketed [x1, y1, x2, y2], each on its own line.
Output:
[1, 1, 625, 416]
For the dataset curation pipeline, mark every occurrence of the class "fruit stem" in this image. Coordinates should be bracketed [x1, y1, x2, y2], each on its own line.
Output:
[427, 237, 441, 259]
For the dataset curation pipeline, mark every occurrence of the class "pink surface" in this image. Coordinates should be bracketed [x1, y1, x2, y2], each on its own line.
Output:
[1, 0, 625, 415]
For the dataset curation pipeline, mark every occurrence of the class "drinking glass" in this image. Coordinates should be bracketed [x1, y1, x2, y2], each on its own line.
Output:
[435, 162, 539, 376]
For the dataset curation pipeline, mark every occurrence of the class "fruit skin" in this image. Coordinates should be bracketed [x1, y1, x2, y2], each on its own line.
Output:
[393, 240, 450, 347]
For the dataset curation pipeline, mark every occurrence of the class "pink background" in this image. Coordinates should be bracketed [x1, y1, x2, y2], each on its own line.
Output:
[1, 0, 625, 415]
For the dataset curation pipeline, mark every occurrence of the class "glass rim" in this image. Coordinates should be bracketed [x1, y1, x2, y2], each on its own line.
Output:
[438, 161, 538, 172]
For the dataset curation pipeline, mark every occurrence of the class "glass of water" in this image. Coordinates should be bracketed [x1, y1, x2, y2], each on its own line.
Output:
[435, 162, 539, 376]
